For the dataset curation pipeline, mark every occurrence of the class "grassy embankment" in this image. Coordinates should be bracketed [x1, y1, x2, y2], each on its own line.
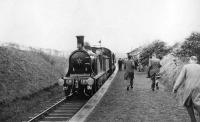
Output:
[0, 46, 68, 122]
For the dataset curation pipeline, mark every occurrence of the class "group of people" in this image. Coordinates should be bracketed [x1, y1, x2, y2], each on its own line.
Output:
[119, 53, 200, 122]
[119, 53, 161, 91]
[118, 57, 141, 71]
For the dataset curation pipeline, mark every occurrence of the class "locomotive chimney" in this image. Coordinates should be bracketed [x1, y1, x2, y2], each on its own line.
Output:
[76, 36, 84, 50]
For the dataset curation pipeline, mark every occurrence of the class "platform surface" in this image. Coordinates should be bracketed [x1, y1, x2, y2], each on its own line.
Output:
[86, 70, 191, 122]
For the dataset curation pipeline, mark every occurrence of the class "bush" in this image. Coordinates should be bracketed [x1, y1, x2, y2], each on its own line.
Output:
[176, 32, 200, 61]
[159, 54, 186, 91]
[139, 40, 171, 66]
[160, 32, 200, 90]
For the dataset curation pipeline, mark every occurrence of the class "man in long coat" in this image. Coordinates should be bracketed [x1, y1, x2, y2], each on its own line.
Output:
[124, 55, 135, 91]
[173, 56, 200, 122]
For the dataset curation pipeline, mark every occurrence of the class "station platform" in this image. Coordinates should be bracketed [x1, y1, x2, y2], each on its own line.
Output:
[85, 70, 190, 122]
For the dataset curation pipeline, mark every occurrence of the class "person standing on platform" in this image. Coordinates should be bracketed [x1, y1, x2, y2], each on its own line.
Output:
[118, 58, 122, 71]
[148, 53, 161, 91]
[134, 59, 138, 70]
[147, 56, 152, 78]
[121, 59, 124, 70]
[124, 55, 135, 91]
[173, 56, 200, 122]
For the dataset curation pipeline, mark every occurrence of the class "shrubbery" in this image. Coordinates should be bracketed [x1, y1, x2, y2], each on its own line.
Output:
[159, 54, 185, 91]
[139, 32, 200, 67]
[138, 32, 200, 90]
[159, 32, 200, 91]
[175, 32, 200, 62]
[139, 40, 171, 66]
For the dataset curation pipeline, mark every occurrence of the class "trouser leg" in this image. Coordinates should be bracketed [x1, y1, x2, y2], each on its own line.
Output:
[151, 76, 155, 91]
[130, 78, 133, 88]
[151, 81, 155, 91]
[130, 73, 134, 88]
[147, 70, 150, 78]
[186, 105, 197, 122]
[126, 79, 130, 91]
[193, 104, 200, 121]
[156, 81, 159, 90]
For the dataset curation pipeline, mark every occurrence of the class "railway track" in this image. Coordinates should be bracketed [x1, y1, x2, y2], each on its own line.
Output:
[25, 96, 87, 122]
[24, 67, 117, 122]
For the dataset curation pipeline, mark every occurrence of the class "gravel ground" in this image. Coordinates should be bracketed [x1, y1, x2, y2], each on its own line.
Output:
[86, 71, 192, 122]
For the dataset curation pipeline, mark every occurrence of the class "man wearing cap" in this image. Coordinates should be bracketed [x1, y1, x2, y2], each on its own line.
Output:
[173, 56, 200, 122]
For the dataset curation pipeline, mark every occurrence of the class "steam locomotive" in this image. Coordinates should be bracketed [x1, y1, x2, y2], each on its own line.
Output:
[58, 36, 115, 98]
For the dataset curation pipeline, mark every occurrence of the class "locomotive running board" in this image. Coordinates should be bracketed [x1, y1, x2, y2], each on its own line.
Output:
[69, 64, 118, 122]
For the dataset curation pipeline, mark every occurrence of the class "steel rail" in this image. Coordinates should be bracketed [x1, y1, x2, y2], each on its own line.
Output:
[27, 97, 66, 122]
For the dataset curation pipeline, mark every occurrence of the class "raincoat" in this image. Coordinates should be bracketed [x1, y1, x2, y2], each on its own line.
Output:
[173, 63, 200, 106]
[124, 60, 135, 80]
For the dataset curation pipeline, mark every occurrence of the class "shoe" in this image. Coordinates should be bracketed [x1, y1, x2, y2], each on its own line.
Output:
[152, 88, 154, 91]
[156, 86, 159, 90]
[131, 86, 133, 89]
[127, 87, 129, 91]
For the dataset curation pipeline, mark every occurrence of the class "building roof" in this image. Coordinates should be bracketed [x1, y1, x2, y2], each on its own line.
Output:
[127, 47, 143, 56]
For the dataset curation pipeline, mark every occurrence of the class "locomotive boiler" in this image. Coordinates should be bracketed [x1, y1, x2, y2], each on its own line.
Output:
[58, 36, 115, 98]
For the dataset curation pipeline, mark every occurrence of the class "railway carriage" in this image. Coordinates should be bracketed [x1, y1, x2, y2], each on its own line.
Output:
[58, 36, 115, 98]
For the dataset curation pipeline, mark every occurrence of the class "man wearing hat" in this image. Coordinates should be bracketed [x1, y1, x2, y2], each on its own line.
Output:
[173, 56, 200, 122]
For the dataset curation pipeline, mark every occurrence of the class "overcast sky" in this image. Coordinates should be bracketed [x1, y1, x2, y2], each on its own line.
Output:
[0, 0, 200, 54]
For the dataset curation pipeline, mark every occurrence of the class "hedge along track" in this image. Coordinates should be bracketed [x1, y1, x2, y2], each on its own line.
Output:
[26, 97, 87, 122]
